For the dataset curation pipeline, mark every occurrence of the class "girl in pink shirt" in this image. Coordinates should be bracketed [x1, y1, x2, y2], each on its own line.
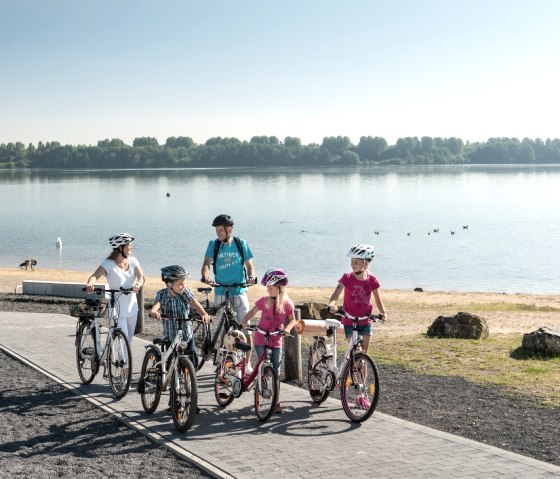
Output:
[241, 268, 297, 413]
[328, 244, 387, 353]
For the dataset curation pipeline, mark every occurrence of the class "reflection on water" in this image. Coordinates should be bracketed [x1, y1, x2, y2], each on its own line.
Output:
[2, 165, 560, 293]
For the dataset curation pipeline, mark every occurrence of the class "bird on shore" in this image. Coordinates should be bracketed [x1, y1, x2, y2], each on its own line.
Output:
[19, 259, 37, 270]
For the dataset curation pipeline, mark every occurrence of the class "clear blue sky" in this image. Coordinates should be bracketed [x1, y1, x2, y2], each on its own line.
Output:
[1, 0, 558, 147]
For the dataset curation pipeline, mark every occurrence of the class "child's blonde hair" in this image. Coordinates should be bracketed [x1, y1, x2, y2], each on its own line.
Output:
[267, 285, 290, 314]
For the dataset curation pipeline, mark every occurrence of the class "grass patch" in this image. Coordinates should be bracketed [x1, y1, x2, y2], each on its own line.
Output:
[365, 333, 560, 407]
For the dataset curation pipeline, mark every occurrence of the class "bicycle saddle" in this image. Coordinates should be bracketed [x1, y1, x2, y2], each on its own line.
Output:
[325, 318, 341, 328]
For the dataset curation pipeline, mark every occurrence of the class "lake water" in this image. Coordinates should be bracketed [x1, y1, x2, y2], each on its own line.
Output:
[2, 165, 559, 294]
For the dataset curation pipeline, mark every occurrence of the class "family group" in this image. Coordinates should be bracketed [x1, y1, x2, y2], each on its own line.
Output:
[85, 214, 387, 412]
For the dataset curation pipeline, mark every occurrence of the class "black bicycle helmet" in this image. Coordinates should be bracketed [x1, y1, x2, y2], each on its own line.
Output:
[161, 265, 190, 282]
[212, 214, 234, 227]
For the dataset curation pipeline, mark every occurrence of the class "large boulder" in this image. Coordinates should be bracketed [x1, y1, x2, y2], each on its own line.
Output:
[522, 327, 560, 356]
[427, 312, 489, 339]
[295, 302, 336, 320]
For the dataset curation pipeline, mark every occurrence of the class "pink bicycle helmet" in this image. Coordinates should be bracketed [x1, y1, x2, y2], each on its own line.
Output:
[261, 268, 288, 287]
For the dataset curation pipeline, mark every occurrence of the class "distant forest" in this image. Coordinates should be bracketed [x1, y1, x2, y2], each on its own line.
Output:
[1, 135, 560, 169]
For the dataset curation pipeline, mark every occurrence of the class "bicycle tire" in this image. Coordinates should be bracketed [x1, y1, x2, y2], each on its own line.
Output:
[307, 337, 330, 404]
[214, 353, 236, 407]
[108, 329, 132, 399]
[254, 364, 278, 422]
[192, 319, 209, 371]
[171, 356, 198, 433]
[340, 352, 379, 422]
[139, 346, 162, 414]
[75, 321, 99, 384]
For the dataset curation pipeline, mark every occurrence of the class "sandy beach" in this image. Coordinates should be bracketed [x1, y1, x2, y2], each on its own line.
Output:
[3, 267, 558, 338]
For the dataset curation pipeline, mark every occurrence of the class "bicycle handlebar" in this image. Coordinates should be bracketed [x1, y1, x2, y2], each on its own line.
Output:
[82, 287, 133, 295]
[247, 326, 291, 337]
[206, 281, 255, 288]
[336, 307, 385, 323]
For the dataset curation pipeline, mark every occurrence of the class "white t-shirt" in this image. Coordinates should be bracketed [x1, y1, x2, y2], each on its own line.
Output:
[100, 256, 139, 316]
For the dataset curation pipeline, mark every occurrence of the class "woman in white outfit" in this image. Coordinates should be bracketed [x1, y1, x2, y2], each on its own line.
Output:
[86, 233, 145, 345]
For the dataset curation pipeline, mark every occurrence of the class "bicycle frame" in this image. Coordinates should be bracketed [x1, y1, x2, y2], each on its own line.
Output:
[153, 318, 193, 391]
[83, 287, 132, 369]
[208, 282, 252, 361]
[216, 327, 281, 397]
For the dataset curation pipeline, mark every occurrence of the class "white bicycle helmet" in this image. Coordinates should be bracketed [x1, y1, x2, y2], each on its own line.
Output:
[346, 244, 375, 261]
[109, 233, 134, 248]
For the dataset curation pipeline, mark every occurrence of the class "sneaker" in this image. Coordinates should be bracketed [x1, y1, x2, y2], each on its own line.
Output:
[355, 395, 370, 409]
[245, 363, 254, 376]
[274, 402, 283, 413]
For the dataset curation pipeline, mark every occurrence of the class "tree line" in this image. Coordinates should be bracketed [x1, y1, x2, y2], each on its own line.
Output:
[1, 135, 560, 169]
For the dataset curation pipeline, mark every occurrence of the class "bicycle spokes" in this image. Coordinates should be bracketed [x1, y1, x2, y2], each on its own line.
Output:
[340, 353, 379, 422]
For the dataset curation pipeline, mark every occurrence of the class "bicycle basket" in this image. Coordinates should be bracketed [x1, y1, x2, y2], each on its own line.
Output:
[70, 301, 107, 318]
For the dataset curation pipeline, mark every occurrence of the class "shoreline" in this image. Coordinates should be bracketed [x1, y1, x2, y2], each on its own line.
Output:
[3, 266, 559, 298]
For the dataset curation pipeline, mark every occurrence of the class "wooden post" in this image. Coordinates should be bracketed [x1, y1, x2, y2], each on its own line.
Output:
[135, 285, 144, 334]
[284, 308, 302, 381]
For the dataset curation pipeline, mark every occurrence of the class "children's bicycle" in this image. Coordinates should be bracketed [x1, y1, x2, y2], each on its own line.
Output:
[214, 325, 286, 422]
[307, 308, 384, 422]
[137, 317, 198, 433]
[72, 287, 133, 399]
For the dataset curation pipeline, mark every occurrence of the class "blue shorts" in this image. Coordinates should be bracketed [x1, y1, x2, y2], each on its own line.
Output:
[344, 323, 372, 338]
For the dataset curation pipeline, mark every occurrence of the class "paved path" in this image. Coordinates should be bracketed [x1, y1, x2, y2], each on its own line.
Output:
[1, 311, 559, 479]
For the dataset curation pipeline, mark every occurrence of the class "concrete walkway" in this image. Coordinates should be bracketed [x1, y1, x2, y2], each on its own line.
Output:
[1, 311, 559, 479]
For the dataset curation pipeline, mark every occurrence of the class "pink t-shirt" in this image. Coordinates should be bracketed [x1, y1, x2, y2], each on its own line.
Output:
[253, 296, 295, 349]
[339, 272, 381, 326]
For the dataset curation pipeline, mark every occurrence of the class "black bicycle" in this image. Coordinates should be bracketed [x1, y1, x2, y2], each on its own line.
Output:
[194, 282, 254, 365]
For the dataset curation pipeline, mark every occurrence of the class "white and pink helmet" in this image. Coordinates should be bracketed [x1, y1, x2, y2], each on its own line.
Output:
[261, 268, 289, 287]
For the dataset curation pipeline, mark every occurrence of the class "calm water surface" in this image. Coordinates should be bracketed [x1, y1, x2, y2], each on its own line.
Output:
[2, 165, 559, 294]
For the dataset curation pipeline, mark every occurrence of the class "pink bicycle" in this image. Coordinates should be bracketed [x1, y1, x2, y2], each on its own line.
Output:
[214, 325, 288, 422]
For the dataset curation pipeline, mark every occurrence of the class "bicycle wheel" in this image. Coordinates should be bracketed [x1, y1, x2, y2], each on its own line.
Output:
[214, 353, 237, 407]
[108, 330, 132, 399]
[340, 352, 379, 422]
[75, 321, 99, 384]
[192, 319, 209, 370]
[170, 356, 198, 433]
[139, 346, 162, 414]
[254, 365, 278, 422]
[307, 338, 330, 404]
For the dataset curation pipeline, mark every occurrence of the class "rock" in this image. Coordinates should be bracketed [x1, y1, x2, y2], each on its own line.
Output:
[414, 287, 423, 292]
[427, 312, 489, 339]
[295, 302, 336, 320]
[522, 327, 560, 356]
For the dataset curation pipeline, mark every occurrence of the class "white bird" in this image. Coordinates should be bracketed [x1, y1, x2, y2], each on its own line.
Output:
[56, 237, 63, 248]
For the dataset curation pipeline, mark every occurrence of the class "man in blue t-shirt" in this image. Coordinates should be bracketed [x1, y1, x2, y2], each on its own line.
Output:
[201, 214, 256, 370]
[201, 213, 256, 305]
